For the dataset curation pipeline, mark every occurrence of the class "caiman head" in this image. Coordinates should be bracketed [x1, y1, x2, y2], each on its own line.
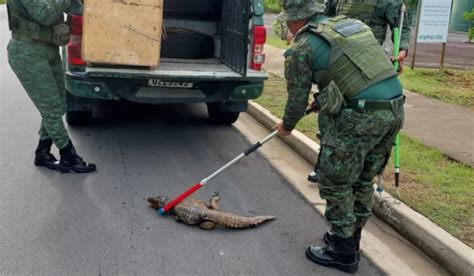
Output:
[147, 196, 171, 209]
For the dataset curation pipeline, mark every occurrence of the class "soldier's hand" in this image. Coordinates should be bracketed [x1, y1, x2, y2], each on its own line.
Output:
[306, 100, 319, 114]
[273, 122, 292, 137]
[286, 32, 294, 45]
[392, 50, 407, 75]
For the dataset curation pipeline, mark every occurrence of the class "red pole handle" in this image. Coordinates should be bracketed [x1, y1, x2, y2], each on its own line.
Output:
[158, 183, 203, 215]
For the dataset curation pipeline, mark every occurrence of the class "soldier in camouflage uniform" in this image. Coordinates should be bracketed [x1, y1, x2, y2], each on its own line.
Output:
[7, 0, 96, 173]
[273, 0, 404, 273]
[307, 0, 411, 183]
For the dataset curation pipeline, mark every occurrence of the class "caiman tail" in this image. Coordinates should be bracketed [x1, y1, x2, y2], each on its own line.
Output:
[202, 209, 275, 229]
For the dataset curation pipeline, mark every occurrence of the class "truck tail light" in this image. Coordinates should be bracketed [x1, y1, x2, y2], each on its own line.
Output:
[251, 26, 266, 71]
[67, 15, 85, 65]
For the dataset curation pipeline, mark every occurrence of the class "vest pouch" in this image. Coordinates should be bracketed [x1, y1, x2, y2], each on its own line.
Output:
[52, 23, 70, 46]
[319, 80, 346, 115]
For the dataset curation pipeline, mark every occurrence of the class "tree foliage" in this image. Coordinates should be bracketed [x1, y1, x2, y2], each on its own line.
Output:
[465, 8, 474, 41]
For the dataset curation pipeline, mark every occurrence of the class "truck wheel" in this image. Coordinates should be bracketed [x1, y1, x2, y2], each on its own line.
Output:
[66, 111, 93, 126]
[207, 103, 240, 125]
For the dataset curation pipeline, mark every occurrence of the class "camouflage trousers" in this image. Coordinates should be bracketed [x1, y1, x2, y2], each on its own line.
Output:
[318, 100, 404, 238]
[8, 38, 70, 149]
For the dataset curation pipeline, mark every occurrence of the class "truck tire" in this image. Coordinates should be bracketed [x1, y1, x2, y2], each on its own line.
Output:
[66, 111, 93, 126]
[207, 103, 240, 125]
[161, 28, 214, 59]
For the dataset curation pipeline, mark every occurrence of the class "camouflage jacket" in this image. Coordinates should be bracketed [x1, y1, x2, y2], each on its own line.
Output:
[8, 0, 71, 26]
[326, 0, 411, 50]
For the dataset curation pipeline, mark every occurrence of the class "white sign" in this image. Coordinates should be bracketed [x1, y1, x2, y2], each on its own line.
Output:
[417, 0, 453, 43]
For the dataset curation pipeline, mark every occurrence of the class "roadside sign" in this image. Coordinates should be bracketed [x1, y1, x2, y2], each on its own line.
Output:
[417, 0, 453, 43]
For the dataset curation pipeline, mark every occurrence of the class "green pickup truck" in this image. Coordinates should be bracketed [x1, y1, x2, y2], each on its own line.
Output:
[64, 0, 268, 125]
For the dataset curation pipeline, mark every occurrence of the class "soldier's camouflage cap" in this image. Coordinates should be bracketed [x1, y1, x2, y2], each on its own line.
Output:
[278, 0, 326, 21]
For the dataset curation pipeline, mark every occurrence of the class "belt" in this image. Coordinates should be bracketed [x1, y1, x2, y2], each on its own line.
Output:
[345, 96, 404, 111]
[12, 32, 55, 47]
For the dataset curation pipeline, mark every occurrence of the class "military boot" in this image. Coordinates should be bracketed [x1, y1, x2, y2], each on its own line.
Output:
[58, 141, 96, 173]
[324, 228, 362, 260]
[307, 164, 320, 183]
[34, 138, 58, 170]
[306, 235, 359, 274]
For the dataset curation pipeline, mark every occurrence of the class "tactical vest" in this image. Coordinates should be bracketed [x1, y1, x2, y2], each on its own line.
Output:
[7, 0, 70, 46]
[335, 0, 387, 45]
[302, 15, 396, 99]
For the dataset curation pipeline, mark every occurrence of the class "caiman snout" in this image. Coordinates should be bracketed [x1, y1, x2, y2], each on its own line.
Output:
[147, 196, 170, 209]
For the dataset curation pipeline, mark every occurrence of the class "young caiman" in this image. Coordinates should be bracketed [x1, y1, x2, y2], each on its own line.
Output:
[147, 193, 275, 230]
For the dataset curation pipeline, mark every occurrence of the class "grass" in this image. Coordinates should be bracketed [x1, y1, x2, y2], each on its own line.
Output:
[266, 35, 291, 51]
[0, 0, 5, 4]
[399, 68, 474, 108]
[256, 73, 474, 247]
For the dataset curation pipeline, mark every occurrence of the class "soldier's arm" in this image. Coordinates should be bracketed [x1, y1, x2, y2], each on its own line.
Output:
[282, 37, 314, 131]
[19, 0, 72, 26]
[385, 0, 411, 50]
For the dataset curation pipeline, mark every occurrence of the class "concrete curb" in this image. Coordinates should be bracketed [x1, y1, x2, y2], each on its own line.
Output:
[247, 101, 474, 276]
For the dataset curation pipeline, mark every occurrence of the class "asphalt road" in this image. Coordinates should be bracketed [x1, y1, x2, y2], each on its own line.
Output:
[0, 6, 382, 275]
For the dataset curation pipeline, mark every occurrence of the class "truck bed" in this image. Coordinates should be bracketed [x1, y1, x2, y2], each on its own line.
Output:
[85, 58, 267, 80]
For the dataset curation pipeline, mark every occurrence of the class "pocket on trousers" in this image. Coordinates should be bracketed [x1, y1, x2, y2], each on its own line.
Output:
[320, 135, 353, 183]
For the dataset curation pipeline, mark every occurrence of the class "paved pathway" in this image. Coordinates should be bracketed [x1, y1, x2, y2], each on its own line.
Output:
[264, 44, 474, 167]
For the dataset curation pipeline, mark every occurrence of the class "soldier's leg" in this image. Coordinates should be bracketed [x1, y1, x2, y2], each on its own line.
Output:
[49, 53, 96, 173]
[51, 51, 67, 112]
[8, 41, 70, 149]
[8, 40, 96, 173]
[352, 145, 392, 229]
[318, 135, 364, 238]
[307, 131, 363, 273]
[354, 108, 404, 228]
[38, 53, 65, 143]
[38, 121, 50, 141]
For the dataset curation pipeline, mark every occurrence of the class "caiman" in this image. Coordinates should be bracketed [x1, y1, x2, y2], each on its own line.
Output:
[147, 193, 275, 230]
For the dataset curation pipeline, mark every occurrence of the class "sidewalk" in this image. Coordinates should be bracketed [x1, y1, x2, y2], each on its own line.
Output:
[264, 44, 474, 167]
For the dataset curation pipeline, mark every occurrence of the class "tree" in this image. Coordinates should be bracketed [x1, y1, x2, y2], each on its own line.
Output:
[464, 8, 474, 42]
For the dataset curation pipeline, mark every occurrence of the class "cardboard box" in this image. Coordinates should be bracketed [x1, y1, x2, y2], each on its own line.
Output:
[82, 0, 163, 67]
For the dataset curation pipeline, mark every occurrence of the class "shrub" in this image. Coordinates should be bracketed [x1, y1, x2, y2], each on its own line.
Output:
[263, 0, 281, 13]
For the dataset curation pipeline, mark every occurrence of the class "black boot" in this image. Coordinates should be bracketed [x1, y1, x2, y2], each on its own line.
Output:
[58, 141, 96, 173]
[306, 235, 359, 274]
[307, 164, 320, 183]
[34, 138, 59, 170]
[324, 228, 362, 261]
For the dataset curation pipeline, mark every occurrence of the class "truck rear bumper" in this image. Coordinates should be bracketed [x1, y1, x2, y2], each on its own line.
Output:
[65, 61, 267, 104]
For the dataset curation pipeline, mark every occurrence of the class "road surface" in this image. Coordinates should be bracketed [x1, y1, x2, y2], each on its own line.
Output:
[0, 6, 382, 275]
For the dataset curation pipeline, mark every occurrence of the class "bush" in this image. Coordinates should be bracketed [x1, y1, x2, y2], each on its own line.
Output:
[464, 8, 474, 42]
[263, 0, 281, 13]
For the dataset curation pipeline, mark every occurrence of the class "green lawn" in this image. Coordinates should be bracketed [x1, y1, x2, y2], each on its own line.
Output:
[256, 73, 474, 247]
[399, 68, 474, 108]
[266, 35, 291, 51]
[267, 35, 291, 50]
[0, 0, 6, 4]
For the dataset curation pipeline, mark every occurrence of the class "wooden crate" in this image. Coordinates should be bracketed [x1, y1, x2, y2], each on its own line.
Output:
[82, 0, 163, 67]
